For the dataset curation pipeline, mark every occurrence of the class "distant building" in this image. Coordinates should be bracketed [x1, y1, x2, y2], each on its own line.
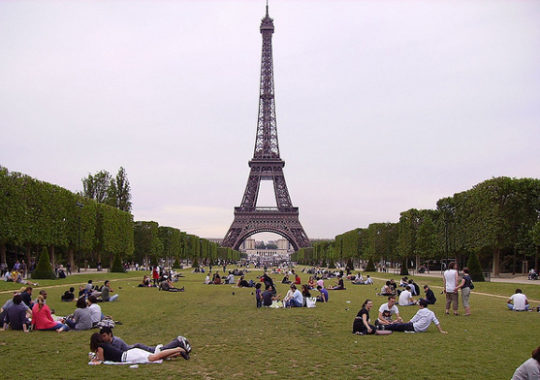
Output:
[239, 238, 293, 266]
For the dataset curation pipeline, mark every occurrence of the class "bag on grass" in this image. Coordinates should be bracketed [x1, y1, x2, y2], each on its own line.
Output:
[306, 297, 317, 308]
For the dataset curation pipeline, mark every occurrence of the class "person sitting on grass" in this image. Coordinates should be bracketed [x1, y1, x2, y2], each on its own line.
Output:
[376, 295, 403, 327]
[352, 299, 376, 335]
[422, 285, 437, 305]
[32, 295, 69, 332]
[307, 276, 316, 289]
[89, 332, 189, 364]
[213, 272, 222, 285]
[99, 326, 191, 356]
[301, 284, 311, 306]
[294, 274, 301, 285]
[351, 272, 364, 284]
[328, 276, 346, 290]
[236, 275, 249, 287]
[284, 284, 303, 308]
[399, 277, 409, 287]
[281, 274, 291, 284]
[262, 285, 280, 307]
[364, 275, 373, 285]
[316, 285, 329, 303]
[507, 289, 529, 311]
[380, 299, 447, 334]
[159, 277, 184, 292]
[138, 275, 151, 287]
[65, 297, 93, 331]
[398, 286, 417, 306]
[61, 287, 76, 302]
[87, 295, 104, 326]
[255, 283, 263, 308]
[512, 345, 540, 380]
[101, 280, 119, 301]
[1, 294, 30, 332]
[377, 281, 395, 297]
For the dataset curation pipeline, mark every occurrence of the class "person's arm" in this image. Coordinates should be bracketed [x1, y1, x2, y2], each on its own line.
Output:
[454, 271, 458, 288]
[377, 311, 389, 325]
[92, 347, 104, 364]
[456, 278, 465, 291]
[362, 313, 372, 334]
[443, 274, 447, 294]
[395, 312, 403, 322]
[436, 324, 447, 334]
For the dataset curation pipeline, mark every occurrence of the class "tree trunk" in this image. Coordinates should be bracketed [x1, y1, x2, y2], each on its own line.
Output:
[49, 245, 55, 268]
[415, 255, 419, 272]
[535, 246, 538, 273]
[26, 244, 32, 269]
[492, 248, 500, 276]
[0, 242, 6, 264]
[512, 247, 516, 275]
[68, 248, 75, 272]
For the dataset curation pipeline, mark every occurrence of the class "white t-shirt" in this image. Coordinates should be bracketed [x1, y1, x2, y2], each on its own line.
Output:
[88, 303, 102, 324]
[510, 293, 528, 310]
[378, 303, 399, 321]
[444, 269, 458, 292]
[398, 290, 413, 306]
[512, 358, 540, 380]
[410, 307, 440, 332]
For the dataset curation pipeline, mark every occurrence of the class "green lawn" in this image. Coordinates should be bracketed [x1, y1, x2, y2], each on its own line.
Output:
[0, 269, 538, 379]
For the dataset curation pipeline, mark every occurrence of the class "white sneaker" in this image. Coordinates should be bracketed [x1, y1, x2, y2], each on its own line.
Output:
[154, 344, 163, 354]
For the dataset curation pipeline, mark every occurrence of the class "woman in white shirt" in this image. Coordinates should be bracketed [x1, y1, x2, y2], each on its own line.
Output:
[443, 262, 459, 315]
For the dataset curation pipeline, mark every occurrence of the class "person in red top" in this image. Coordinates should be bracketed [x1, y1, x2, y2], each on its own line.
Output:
[32, 295, 69, 332]
[152, 266, 160, 286]
[294, 274, 301, 285]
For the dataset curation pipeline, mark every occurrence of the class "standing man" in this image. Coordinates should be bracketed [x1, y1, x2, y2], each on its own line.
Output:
[443, 262, 459, 315]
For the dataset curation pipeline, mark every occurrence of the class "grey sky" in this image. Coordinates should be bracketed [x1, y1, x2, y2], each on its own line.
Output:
[1, 0, 539, 242]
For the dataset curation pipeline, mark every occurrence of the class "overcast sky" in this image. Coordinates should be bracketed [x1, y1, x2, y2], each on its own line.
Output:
[1, 0, 539, 242]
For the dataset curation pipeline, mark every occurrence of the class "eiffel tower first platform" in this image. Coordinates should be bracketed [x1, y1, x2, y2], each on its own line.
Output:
[222, 4, 310, 251]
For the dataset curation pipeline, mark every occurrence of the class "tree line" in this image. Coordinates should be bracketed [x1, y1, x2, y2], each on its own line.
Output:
[0, 166, 241, 271]
[292, 177, 540, 276]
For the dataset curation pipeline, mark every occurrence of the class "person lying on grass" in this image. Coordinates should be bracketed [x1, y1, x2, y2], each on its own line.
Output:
[159, 277, 184, 292]
[379, 299, 447, 334]
[89, 332, 189, 364]
[99, 326, 191, 355]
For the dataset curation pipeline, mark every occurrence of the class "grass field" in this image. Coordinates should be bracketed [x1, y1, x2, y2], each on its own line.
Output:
[0, 269, 538, 379]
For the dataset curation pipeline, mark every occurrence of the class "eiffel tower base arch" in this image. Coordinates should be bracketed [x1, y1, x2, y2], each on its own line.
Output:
[222, 209, 310, 251]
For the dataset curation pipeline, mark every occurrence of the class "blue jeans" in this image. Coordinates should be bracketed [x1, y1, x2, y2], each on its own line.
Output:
[39, 322, 69, 331]
[507, 303, 529, 311]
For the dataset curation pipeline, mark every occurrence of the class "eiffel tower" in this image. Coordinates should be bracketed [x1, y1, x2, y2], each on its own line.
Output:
[222, 4, 310, 251]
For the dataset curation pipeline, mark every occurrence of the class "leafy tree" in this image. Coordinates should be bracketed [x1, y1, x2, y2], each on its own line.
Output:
[32, 247, 56, 279]
[365, 258, 376, 272]
[111, 253, 125, 272]
[82, 170, 112, 203]
[466, 251, 484, 282]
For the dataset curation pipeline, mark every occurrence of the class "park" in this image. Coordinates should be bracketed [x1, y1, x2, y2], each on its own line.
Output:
[1, 266, 539, 379]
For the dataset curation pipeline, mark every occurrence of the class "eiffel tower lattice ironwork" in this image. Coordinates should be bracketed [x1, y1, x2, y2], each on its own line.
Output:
[222, 5, 310, 251]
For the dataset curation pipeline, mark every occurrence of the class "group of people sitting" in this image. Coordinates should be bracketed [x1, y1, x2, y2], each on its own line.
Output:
[352, 295, 447, 335]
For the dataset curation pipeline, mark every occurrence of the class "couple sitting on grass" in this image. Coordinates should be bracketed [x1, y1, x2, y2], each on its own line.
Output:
[353, 297, 447, 335]
[89, 326, 191, 364]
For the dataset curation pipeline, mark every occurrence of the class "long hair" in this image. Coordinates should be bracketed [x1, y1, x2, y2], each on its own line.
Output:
[37, 295, 46, 310]
[361, 299, 372, 309]
[90, 333, 102, 352]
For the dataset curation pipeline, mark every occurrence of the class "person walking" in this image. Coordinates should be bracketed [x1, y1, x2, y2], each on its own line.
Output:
[443, 262, 459, 315]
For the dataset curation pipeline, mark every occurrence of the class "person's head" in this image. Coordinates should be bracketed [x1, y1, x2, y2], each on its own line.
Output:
[515, 288, 522, 294]
[362, 299, 373, 310]
[290, 284, 296, 290]
[463, 267, 470, 274]
[423, 285, 430, 290]
[99, 326, 113, 342]
[405, 285, 411, 291]
[367, 275, 370, 278]
[408, 279, 413, 284]
[13, 294, 22, 305]
[69, 287, 75, 293]
[88, 280, 93, 284]
[316, 285, 322, 291]
[25, 286, 32, 294]
[448, 262, 455, 270]
[36, 295, 46, 309]
[302, 284, 309, 292]
[88, 295, 97, 304]
[39, 289, 47, 299]
[76, 297, 87, 309]
[418, 299, 428, 308]
[255, 283, 261, 289]
[104, 280, 110, 287]
[90, 332, 103, 352]
[387, 295, 396, 306]
[532, 346, 540, 363]
[385, 281, 391, 286]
